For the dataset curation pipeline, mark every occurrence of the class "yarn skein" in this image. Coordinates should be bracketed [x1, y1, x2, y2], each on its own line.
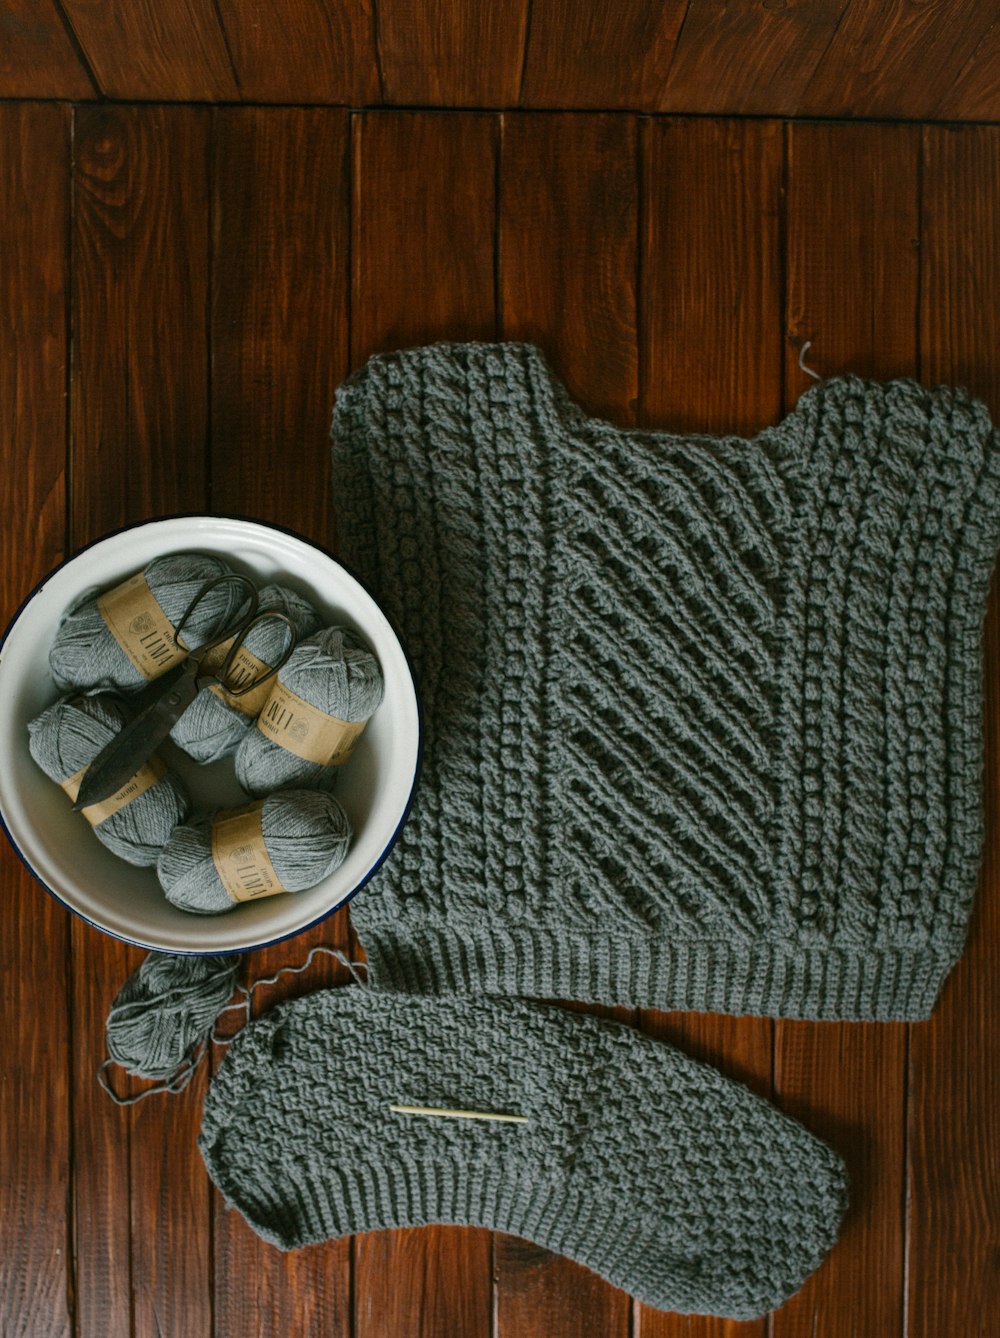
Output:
[28, 692, 191, 867]
[170, 584, 321, 764]
[157, 790, 353, 914]
[235, 626, 384, 797]
[49, 553, 247, 693]
[105, 953, 241, 1083]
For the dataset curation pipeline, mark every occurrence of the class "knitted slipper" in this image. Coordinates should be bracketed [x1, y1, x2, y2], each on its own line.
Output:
[199, 989, 847, 1319]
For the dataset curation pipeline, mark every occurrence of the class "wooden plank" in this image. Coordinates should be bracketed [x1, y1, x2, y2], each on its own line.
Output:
[209, 106, 353, 1338]
[499, 112, 638, 420]
[641, 118, 783, 436]
[350, 108, 497, 1338]
[636, 116, 782, 1338]
[0, 101, 72, 1338]
[351, 111, 498, 367]
[659, 0, 849, 114]
[73, 104, 213, 1338]
[377, 0, 528, 106]
[800, 0, 999, 119]
[770, 121, 919, 1338]
[60, 0, 237, 100]
[520, 0, 687, 110]
[784, 121, 919, 390]
[0, 1, 95, 98]
[495, 110, 636, 1338]
[216, 0, 379, 103]
[908, 123, 1000, 1337]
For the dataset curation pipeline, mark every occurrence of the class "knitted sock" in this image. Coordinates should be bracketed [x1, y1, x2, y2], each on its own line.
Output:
[199, 988, 847, 1319]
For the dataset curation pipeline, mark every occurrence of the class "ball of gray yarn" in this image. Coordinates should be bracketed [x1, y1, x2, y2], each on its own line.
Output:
[235, 626, 384, 798]
[170, 584, 322, 764]
[156, 790, 352, 915]
[106, 952, 240, 1080]
[50, 553, 248, 693]
[28, 693, 191, 867]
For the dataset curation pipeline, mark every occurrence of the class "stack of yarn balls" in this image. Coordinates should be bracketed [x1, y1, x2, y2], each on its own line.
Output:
[29, 551, 385, 916]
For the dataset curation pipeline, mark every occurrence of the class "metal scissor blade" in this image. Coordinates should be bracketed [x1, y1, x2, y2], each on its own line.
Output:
[72, 661, 199, 810]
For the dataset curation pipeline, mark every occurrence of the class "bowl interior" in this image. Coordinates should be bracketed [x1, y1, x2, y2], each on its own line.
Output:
[0, 517, 418, 953]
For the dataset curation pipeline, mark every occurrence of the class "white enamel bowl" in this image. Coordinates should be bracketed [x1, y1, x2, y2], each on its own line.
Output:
[0, 516, 420, 953]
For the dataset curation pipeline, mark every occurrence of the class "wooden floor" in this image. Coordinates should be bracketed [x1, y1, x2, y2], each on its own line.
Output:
[1, 105, 998, 1338]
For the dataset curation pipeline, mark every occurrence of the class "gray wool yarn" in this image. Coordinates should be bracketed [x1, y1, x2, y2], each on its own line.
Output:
[28, 693, 191, 866]
[49, 553, 248, 693]
[157, 790, 352, 914]
[105, 952, 240, 1081]
[200, 990, 848, 1319]
[170, 584, 321, 764]
[331, 340, 1000, 1021]
[234, 626, 384, 798]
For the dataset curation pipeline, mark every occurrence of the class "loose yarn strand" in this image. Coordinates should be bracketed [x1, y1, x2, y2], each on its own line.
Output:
[798, 339, 822, 381]
[246, 945, 369, 1008]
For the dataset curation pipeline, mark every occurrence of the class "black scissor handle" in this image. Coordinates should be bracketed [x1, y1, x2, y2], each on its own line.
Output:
[173, 572, 259, 650]
[216, 610, 297, 698]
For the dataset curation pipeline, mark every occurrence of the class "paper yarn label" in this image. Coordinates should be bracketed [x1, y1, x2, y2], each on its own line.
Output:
[210, 802, 286, 904]
[256, 680, 366, 766]
[96, 572, 186, 681]
[61, 754, 167, 827]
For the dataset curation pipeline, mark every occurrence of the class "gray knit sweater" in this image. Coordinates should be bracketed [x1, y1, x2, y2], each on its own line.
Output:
[199, 988, 847, 1318]
[332, 342, 1000, 1020]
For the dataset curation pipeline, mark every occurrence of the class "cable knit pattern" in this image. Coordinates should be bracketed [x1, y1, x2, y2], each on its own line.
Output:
[199, 989, 847, 1318]
[332, 342, 1000, 1020]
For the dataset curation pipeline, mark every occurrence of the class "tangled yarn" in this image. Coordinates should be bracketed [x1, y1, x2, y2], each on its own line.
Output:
[104, 952, 241, 1085]
[170, 584, 321, 764]
[235, 626, 384, 797]
[157, 790, 353, 914]
[99, 946, 366, 1104]
[49, 553, 247, 693]
[28, 692, 191, 866]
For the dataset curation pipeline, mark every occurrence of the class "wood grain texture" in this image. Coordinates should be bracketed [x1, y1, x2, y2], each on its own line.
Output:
[211, 107, 348, 544]
[0, 101, 72, 1338]
[800, 0, 999, 118]
[60, 0, 237, 99]
[907, 123, 1000, 1338]
[640, 117, 783, 435]
[354, 1228, 491, 1337]
[495, 110, 636, 1338]
[377, 0, 528, 105]
[0, 0, 94, 97]
[659, 0, 849, 114]
[351, 111, 498, 367]
[770, 121, 919, 1338]
[636, 115, 782, 1338]
[520, 0, 686, 110]
[349, 108, 498, 1335]
[216, 0, 380, 103]
[499, 112, 638, 420]
[209, 106, 354, 1338]
[784, 120, 920, 390]
[72, 104, 213, 1338]
[938, 23, 1000, 120]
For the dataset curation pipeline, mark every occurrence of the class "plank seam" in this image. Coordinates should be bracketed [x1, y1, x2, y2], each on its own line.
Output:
[48, 1, 101, 99]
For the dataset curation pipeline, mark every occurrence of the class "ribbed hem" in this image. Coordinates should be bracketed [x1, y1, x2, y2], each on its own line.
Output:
[355, 921, 957, 1021]
[211, 1155, 798, 1320]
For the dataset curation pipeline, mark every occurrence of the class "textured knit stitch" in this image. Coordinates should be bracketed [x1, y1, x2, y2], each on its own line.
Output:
[331, 342, 1000, 1021]
[199, 989, 848, 1319]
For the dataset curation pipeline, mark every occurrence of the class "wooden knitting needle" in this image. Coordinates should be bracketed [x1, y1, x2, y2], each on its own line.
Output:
[389, 1103, 528, 1124]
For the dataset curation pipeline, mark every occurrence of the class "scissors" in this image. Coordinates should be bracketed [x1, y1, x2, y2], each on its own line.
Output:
[73, 574, 297, 810]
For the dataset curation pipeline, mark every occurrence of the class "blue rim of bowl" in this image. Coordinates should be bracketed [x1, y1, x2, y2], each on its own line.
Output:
[0, 512, 423, 956]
